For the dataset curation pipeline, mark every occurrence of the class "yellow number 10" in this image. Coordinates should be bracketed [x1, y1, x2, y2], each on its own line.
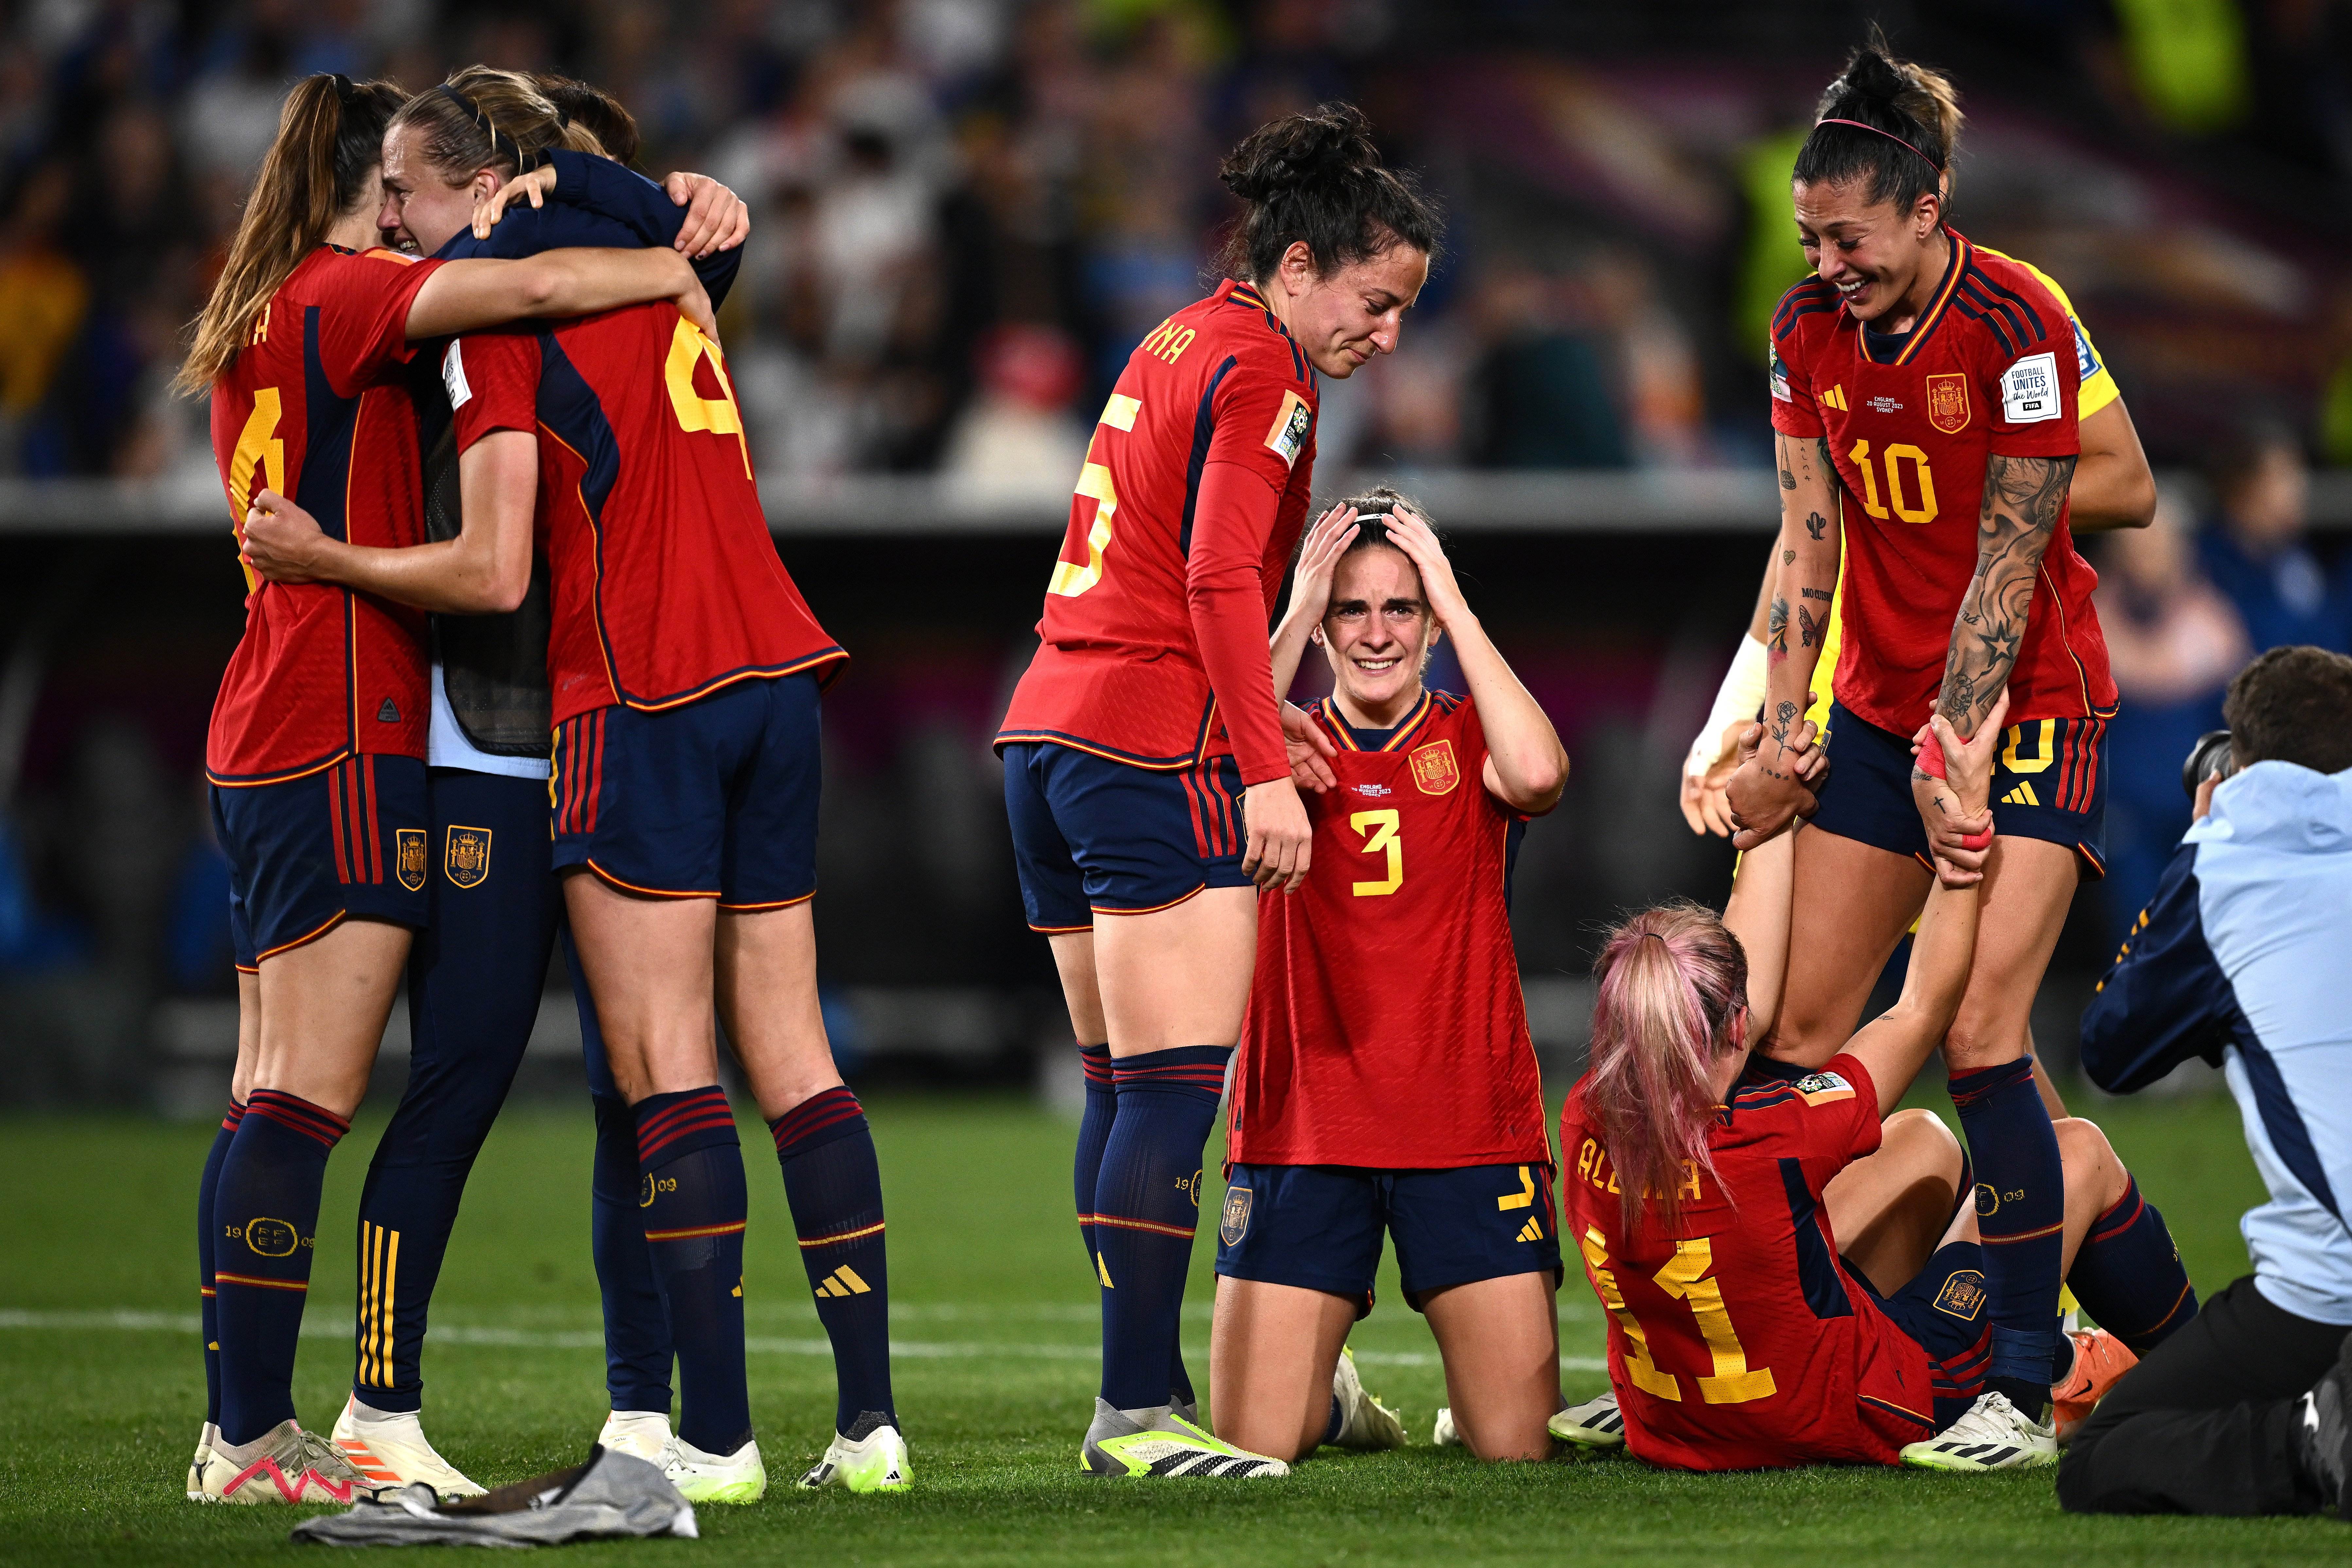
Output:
[1846, 439, 1938, 525]
[1349, 809, 1402, 896]
[1580, 1227, 1776, 1405]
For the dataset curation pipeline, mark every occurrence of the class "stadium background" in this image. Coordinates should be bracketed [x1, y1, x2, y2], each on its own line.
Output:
[6, 0, 2350, 1108]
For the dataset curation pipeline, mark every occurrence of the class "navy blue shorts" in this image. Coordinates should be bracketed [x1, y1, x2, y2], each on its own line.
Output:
[1001, 741, 1250, 932]
[1215, 1161, 1564, 1317]
[1851, 1239, 1995, 1429]
[1810, 700, 2108, 877]
[211, 754, 429, 969]
[550, 674, 821, 909]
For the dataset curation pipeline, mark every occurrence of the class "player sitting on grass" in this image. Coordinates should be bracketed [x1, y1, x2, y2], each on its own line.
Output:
[1559, 697, 2195, 1472]
[1212, 493, 1569, 1464]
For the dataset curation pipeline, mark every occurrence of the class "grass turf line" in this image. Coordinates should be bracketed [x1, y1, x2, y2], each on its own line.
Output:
[0, 1093, 2341, 1565]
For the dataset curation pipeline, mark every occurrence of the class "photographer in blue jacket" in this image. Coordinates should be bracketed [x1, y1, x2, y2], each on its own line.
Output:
[2061, 645, 2352, 1519]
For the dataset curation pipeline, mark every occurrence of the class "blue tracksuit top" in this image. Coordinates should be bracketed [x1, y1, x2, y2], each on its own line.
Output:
[2080, 760, 2352, 1325]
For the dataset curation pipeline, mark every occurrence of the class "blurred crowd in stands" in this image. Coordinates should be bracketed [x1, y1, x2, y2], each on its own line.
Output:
[7, 0, 2352, 1096]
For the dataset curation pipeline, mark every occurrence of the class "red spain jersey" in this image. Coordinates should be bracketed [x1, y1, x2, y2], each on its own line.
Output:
[205, 245, 444, 783]
[1228, 693, 1549, 1169]
[446, 308, 844, 726]
[1561, 1055, 1970, 1469]
[1769, 230, 2116, 735]
[996, 280, 1319, 784]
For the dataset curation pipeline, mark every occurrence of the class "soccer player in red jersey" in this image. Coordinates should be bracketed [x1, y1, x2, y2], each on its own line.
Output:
[1211, 493, 1568, 1464]
[1722, 36, 2129, 1460]
[993, 105, 1441, 1477]
[252, 147, 888, 1495]
[176, 73, 716, 1507]
[1565, 703, 2192, 1472]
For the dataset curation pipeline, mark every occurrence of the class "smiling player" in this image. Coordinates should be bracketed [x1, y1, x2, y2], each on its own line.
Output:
[1211, 493, 1568, 1465]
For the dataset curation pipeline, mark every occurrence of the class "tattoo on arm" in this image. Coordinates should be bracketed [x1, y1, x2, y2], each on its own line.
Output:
[1934, 452, 2076, 735]
[1798, 604, 1820, 649]
[1799, 587, 1833, 602]
[1804, 510, 1828, 541]
[1782, 549, 1795, 564]
[1767, 596, 1788, 655]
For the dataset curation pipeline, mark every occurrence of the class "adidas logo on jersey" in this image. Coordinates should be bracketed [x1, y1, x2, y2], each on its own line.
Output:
[815, 1266, 872, 1299]
[2002, 782, 2040, 807]
[1514, 1216, 1545, 1244]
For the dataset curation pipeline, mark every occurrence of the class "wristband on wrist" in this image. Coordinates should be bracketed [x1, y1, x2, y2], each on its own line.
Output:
[1687, 633, 1769, 779]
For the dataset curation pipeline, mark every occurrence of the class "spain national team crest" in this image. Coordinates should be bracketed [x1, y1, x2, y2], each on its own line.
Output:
[444, 826, 492, 889]
[1925, 373, 1970, 435]
[1932, 1269, 1988, 1322]
[394, 829, 427, 892]
[1219, 1186, 1253, 1248]
[1409, 739, 1459, 796]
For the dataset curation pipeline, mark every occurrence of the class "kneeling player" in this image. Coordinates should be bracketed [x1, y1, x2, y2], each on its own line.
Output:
[1560, 701, 2194, 1471]
[1212, 495, 1570, 1462]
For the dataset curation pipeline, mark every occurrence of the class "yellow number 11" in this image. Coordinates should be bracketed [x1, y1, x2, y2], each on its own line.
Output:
[1581, 1227, 1776, 1405]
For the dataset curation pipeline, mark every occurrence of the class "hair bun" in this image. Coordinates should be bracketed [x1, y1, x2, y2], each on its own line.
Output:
[1219, 102, 1378, 203]
[1832, 45, 1912, 112]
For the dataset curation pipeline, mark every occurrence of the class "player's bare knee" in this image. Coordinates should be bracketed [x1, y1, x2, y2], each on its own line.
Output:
[2053, 1116, 2126, 1204]
[1882, 1106, 1962, 1173]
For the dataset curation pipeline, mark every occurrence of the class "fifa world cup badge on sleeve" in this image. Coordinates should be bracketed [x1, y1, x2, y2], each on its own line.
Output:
[444, 826, 492, 889]
[1264, 391, 1313, 469]
[1409, 739, 1459, 796]
[2000, 352, 2061, 423]
[395, 828, 428, 891]
[1926, 373, 1970, 434]
[1932, 1269, 1988, 1321]
[1219, 1186, 1253, 1247]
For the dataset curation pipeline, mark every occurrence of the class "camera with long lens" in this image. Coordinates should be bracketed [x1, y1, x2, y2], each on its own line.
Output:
[2182, 730, 2234, 801]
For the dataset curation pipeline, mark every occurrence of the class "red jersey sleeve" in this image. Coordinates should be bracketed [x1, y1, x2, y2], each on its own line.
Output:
[446, 332, 542, 451]
[1977, 279, 2080, 461]
[1185, 343, 1314, 784]
[1767, 282, 1829, 439]
[311, 249, 443, 388]
[1795, 1053, 1883, 1172]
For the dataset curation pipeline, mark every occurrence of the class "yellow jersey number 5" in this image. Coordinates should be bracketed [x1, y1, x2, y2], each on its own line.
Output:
[1048, 392, 1141, 597]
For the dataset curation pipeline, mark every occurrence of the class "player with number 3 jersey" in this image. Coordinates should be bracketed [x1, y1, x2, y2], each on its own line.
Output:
[1212, 494, 1568, 1466]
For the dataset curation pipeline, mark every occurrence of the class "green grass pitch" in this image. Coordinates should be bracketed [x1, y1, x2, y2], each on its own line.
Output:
[2, 1091, 2343, 1565]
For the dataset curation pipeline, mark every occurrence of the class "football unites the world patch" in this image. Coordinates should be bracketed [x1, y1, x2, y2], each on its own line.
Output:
[1999, 351, 2061, 424]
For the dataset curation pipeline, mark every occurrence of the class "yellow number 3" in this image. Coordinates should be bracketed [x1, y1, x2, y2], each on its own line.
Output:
[665, 319, 749, 478]
[1350, 809, 1402, 896]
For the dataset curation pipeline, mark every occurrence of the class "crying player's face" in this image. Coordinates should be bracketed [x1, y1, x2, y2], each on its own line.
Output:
[1321, 545, 1433, 709]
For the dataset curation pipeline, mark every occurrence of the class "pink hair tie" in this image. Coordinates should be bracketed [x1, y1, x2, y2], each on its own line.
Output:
[1815, 117, 1942, 173]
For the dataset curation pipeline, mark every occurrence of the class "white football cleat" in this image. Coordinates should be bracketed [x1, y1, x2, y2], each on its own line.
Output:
[596, 1409, 675, 1465]
[187, 1421, 218, 1501]
[1327, 1347, 1406, 1450]
[1548, 1390, 1627, 1453]
[799, 1419, 912, 1492]
[1432, 1407, 1462, 1448]
[197, 1419, 386, 1505]
[662, 1435, 767, 1504]
[1080, 1399, 1289, 1477]
[330, 1394, 485, 1499]
[1899, 1391, 2059, 1472]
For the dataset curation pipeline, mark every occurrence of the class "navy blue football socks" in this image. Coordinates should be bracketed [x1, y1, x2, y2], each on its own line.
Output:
[2068, 1172, 2198, 1354]
[592, 1091, 674, 1416]
[634, 1086, 752, 1456]
[197, 1098, 244, 1429]
[1075, 1043, 1196, 1408]
[1094, 1044, 1230, 1413]
[772, 1086, 895, 1436]
[1949, 1057, 2065, 1412]
[213, 1088, 346, 1446]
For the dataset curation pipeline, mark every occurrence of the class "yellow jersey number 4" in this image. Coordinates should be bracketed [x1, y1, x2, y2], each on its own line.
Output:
[664, 319, 750, 479]
[1579, 1227, 1776, 1405]
[1349, 808, 1402, 896]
